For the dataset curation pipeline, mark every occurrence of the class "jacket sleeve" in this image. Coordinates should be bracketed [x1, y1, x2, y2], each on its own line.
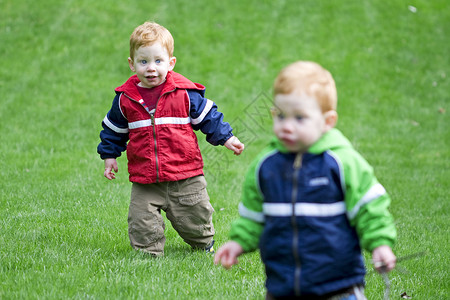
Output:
[187, 90, 233, 146]
[97, 93, 129, 159]
[229, 157, 265, 252]
[341, 149, 397, 252]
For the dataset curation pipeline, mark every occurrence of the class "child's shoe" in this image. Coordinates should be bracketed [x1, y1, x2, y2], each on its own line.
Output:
[204, 240, 215, 254]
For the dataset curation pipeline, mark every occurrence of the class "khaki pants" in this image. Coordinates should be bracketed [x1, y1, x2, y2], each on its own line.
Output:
[128, 175, 215, 256]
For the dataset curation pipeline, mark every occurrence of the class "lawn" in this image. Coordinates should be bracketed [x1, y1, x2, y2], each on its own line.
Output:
[0, 0, 448, 299]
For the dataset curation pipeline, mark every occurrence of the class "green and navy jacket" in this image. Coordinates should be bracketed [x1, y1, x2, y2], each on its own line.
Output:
[230, 129, 396, 297]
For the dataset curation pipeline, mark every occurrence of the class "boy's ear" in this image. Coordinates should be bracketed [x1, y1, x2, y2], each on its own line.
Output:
[128, 57, 136, 72]
[323, 110, 338, 131]
[169, 56, 177, 70]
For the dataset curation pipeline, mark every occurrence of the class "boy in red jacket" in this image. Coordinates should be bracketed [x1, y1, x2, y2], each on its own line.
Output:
[97, 22, 244, 256]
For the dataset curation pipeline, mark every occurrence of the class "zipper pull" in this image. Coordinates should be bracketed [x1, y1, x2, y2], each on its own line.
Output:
[150, 114, 155, 126]
[149, 109, 156, 125]
[293, 153, 302, 169]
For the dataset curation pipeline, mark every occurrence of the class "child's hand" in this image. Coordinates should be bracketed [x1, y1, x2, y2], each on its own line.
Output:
[104, 158, 118, 180]
[372, 245, 396, 273]
[214, 241, 244, 269]
[224, 136, 245, 155]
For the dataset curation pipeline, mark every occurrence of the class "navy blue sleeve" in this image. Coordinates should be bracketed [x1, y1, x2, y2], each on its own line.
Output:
[97, 94, 129, 159]
[188, 89, 233, 146]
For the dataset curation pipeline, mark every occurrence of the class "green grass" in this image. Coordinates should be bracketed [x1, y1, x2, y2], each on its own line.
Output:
[1, 0, 449, 299]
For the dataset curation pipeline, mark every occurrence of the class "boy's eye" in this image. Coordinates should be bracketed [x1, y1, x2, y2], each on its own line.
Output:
[155, 59, 161, 64]
[140, 60, 147, 65]
[277, 113, 285, 120]
[295, 115, 304, 121]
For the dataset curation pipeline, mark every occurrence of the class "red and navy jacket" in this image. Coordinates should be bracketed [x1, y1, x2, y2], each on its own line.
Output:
[97, 71, 234, 184]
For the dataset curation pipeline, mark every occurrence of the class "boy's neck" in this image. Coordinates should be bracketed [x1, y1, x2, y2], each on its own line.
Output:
[137, 79, 166, 89]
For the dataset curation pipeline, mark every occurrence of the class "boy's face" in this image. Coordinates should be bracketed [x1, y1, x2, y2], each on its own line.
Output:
[128, 42, 176, 88]
[272, 92, 328, 153]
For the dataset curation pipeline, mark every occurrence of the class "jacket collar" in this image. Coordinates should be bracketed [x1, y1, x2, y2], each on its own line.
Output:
[114, 71, 205, 101]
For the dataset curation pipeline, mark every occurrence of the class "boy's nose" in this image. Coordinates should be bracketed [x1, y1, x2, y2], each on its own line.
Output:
[281, 120, 294, 132]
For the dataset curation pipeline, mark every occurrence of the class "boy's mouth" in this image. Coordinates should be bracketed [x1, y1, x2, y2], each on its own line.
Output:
[279, 136, 300, 149]
[281, 138, 296, 146]
[278, 134, 295, 145]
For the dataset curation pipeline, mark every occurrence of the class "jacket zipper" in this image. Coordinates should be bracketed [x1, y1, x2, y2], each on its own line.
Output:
[150, 112, 159, 182]
[125, 94, 160, 182]
[291, 152, 302, 296]
[150, 88, 176, 183]
[126, 87, 177, 183]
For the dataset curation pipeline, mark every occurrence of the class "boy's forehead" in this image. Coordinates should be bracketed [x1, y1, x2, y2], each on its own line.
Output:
[274, 92, 321, 111]
[275, 91, 317, 104]
[135, 42, 170, 56]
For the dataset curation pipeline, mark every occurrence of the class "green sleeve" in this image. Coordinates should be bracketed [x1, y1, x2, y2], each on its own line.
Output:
[229, 218, 263, 252]
[334, 148, 397, 252]
[229, 149, 274, 252]
[354, 194, 397, 251]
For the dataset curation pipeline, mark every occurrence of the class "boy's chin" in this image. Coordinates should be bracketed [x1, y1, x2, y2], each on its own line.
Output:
[287, 143, 313, 154]
[282, 142, 304, 153]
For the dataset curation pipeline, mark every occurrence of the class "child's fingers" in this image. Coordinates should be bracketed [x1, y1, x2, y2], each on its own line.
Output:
[233, 148, 243, 155]
[382, 258, 396, 272]
[374, 261, 395, 273]
[372, 245, 396, 273]
[214, 247, 228, 264]
[225, 137, 245, 155]
[104, 167, 116, 180]
[221, 255, 234, 269]
[232, 141, 245, 155]
[235, 142, 245, 150]
[373, 261, 387, 273]
[214, 249, 234, 269]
